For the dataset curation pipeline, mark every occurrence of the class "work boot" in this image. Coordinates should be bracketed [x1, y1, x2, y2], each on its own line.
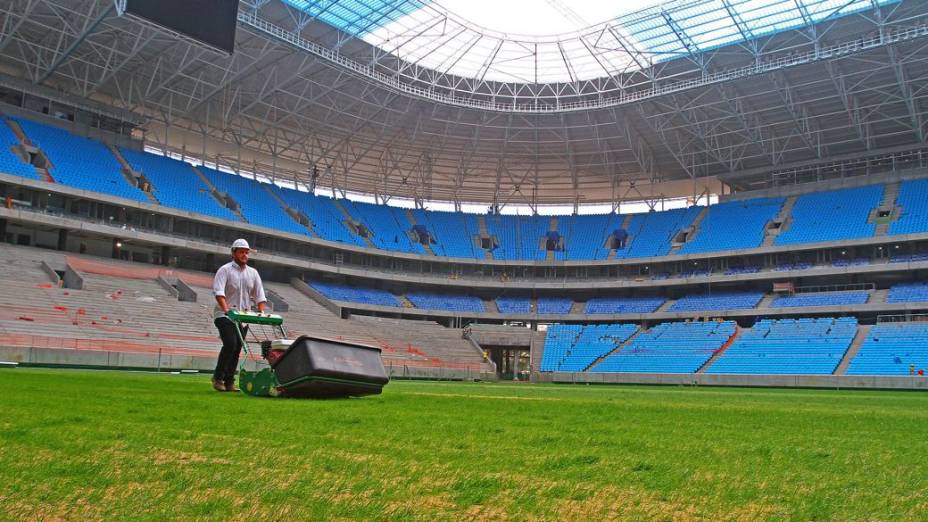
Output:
[224, 381, 240, 393]
[212, 379, 227, 392]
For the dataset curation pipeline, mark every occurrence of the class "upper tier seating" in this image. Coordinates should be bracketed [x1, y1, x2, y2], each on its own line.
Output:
[887, 282, 928, 303]
[310, 280, 401, 307]
[197, 167, 308, 235]
[846, 322, 928, 375]
[556, 214, 621, 260]
[585, 296, 665, 314]
[679, 197, 784, 254]
[668, 292, 763, 312]
[889, 178, 928, 235]
[0, 118, 39, 179]
[406, 291, 485, 313]
[771, 290, 870, 308]
[591, 320, 736, 373]
[541, 323, 638, 372]
[411, 208, 481, 258]
[269, 186, 365, 246]
[496, 296, 531, 314]
[340, 199, 424, 254]
[616, 206, 702, 258]
[706, 317, 856, 374]
[536, 297, 573, 314]
[485, 214, 549, 261]
[118, 148, 239, 221]
[775, 185, 883, 245]
[15, 118, 148, 202]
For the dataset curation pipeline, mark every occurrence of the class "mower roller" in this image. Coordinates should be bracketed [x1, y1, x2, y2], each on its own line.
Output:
[228, 310, 389, 398]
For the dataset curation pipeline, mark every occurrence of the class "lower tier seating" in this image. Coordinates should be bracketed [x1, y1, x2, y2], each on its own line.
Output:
[706, 317, 857, 375]
[590, 321, 736, 373]
[846, 323, 928, 375]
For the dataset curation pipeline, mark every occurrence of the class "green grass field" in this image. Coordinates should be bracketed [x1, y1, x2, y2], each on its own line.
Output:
[1, 369, 926, 520]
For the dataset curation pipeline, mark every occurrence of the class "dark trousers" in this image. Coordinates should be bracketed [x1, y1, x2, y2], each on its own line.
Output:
[213, 317, 248, 384]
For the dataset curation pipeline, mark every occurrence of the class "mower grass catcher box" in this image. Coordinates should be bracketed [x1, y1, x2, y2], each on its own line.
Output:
[271, 335, 389, 398]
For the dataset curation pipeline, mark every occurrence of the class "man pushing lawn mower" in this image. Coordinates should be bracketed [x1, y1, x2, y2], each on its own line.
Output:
[211, 238, 266, 392]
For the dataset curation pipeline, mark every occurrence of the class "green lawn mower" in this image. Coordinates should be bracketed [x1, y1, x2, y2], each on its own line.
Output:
[229, 310, 389, 398]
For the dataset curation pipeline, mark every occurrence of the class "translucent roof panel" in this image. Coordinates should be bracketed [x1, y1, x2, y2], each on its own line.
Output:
[284, 0, 900, 83]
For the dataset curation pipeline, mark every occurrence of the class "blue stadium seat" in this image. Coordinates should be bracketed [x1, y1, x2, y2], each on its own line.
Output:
[496, 296, 531, 314]
[118, 148, 239, 221]
[15, 117, 148, 202]
[411, 208, 481, 259]
[340, 199, 425, 254]
[310, 280, 401, 307]
[0, 118, 39, 179]
[406, 291, 485, 313]
[585, 296, 665, 314]
[679, 197, 784, 254]
[541, 323, 637, 372]
[485, 214, 549, 261]
[887, 282, 928, 303]
[846, 322, 928, 375]
[591, 321, 736, 373]
[197, 167, 308, 236]
[775, 185, 883, 245]
[556, 213, 622, 260]
[668, 292, 763, 312]
[616, 206, 702, 259]
[269, 186, 365, 246]
[889, 179, 928, 236]
[771, 291, 870, 308]
[707, 317, 857, 375]
[536, 297, 573, 314]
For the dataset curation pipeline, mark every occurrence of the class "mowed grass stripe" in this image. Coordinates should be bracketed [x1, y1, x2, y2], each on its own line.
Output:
[0, 369, 925, 520]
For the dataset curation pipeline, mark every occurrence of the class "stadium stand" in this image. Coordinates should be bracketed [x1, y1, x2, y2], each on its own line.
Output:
[118, 148, 240, 221]
[591, 321, 736, 373]
[556, 214, 620, 260]
[496, 296, 531, 314]
[888, 178, 928, 235]
[585, 296, 665, 314]
[406, 291, 485, 312]
[617, 206, 702, 258]
[196, 166, 307, 235]
[14, 117, 148, 202]
[0, 117, 39, 179]
[846, 322, 928, 375]
[339, 199, 425, 254]
[541, 323, 638, 372]
[706, 317, 857, 374]
[887, 282, 928, 303]
[668, 292, 764, 312]
[679, 197, 784, 254]
[309, 280, 401, 307]
[411, 208, 481, 258]
[536, 297, 573, 314]
[771, 291, 870, 308]
[485, 214, 549, 261]
[269, 186, 365, 246]
[775, 185, 883, 245]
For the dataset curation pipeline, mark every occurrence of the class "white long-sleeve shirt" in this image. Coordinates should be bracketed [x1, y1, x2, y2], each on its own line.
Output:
[212, 261, 267, 319]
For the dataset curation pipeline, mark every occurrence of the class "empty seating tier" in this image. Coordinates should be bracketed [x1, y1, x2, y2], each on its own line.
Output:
[846, 322, 928, 375]
[197, 166, 306, 235]
[310, 280, 401, 307]
[706, 317, 857, 375]
[585, 296, 665, 314]
[775, 185, 883, 245]
[15, 117, 148, 202]
[771, 291, 870, 308]
[591, 321, 736, 373]
[0, 117, 38, 179]
[540, 323, 638, 372]
[119, 148, 239, 221]
[887, 282, 928, 303]
[406, 291, 485, 313]
[679, 197, 784, 254]
[668, 292, 763, 312]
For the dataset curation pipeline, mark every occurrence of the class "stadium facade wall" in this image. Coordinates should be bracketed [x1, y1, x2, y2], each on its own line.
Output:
[537, 371, 928, 390]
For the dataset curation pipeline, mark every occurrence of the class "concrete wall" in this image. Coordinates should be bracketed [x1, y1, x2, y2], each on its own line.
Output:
[539, 371, 928, 390]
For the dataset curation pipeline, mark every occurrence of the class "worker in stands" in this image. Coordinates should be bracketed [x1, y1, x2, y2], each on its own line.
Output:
[211, 239, 266, 392]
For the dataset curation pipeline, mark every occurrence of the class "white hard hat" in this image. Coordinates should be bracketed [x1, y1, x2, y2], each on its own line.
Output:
[231, 238, 250, 251]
